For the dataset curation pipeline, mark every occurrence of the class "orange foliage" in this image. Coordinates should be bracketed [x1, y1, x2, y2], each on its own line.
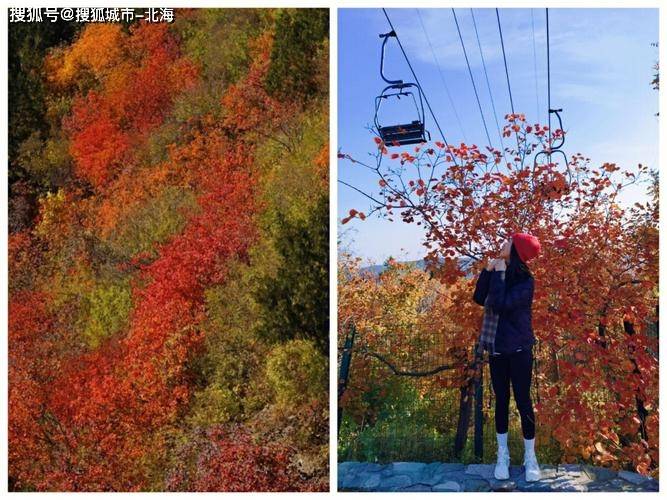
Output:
[46, 24, 127, 87]
[314, 142, 330, 188]
[221, 32, 289, 136]
[60, 23, 199, 189]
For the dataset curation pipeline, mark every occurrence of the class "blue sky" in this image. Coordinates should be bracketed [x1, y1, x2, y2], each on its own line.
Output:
[338, 8, 659, 264]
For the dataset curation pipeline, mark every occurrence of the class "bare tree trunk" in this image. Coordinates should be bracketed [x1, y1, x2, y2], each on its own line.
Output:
[474, 362, 484, 461]
[656, 304, 659, 343]
[454, 374, 475, 459]
[454, 346, 484, 459]
[597, 321, 607, 349]
[551, 346, 560, 382]
[623, 319, 649, 441]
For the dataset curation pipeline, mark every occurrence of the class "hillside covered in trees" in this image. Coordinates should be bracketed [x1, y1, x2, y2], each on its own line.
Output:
[9, 9, 329, 491]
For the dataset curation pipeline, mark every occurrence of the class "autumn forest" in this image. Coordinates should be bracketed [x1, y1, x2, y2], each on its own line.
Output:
[9, 9, 329, 491]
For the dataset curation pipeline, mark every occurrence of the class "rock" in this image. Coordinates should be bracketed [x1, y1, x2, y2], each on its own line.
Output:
[643, 478, 659, 491]
[433, 480, 462, 492]
[440, 462, 465, 472]
[362, 463, 387, 473]
[338, 461, 361, 477]
[516, 478, 553, 492]
[546, 475, 589, 492]
[606, 477, 643, 492]
[539, 465, 559, 479]
[586, 481, 612, 492]
[582, 464, 616, 482]
[337, 465, 365, 490]
[559, 463, 583, 475]
[618, 470, 651, 485]
[342, 473, 369, 491]
[553, 482, 588, 492]
[489, 478, 517, 491]
[380, 466, 395, 477]
[361, 474, 381, 490]
[417, 462, 442, 486]
[391, 462, 426, 474]
[420, 461, 444, 476]
[591, 478, 655, 492]
[398, 483, 432, 492]
[379, 474, 414, 491]
[436, 471, 471, 484]
[464, 478, 492, 491]
[337, 461, 658, 492]
[423, 462, 464, 475]
[417, 472, 443, 487]
[418, 462, 464, 486]
[465, 463, 495, 480]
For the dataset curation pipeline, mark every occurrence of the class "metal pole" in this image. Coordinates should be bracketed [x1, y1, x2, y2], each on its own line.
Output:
[338, 323, 356, 432]
[474, 342, 484, 461]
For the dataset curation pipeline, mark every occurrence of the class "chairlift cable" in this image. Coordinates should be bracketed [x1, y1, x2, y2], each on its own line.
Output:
[495, 8, 515, 115]
[470, 8, 508, 166]
[416, 8, 468, 145]
[531, 8, 541, 125]
[451, 8, 494, 149]
[533, 8, 568, 187]
[496, 8, 522, 154]
[544, 8, 564, 152]
[546, 7, 552, 144]
[381, 8, 458, 164]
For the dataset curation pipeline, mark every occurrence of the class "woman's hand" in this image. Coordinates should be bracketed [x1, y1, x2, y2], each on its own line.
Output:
[485, 259, 495, 271]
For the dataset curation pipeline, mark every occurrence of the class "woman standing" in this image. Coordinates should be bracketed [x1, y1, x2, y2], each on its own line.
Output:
[472, 233, 541, 482]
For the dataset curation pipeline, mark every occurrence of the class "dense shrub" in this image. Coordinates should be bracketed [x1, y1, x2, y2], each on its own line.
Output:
[266, 339, 327, 410]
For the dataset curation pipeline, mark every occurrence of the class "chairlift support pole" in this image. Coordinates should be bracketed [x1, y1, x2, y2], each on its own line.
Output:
[379, 31, 403, 85]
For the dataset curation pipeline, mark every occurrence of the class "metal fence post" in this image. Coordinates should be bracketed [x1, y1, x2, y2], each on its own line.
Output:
[338, 322, 356, 432]
[474, 345, 484, 462]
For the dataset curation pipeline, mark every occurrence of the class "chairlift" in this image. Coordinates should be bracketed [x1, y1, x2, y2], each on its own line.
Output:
[533, 109, 570, 171]
[533, 108, 572, 194]
[374, 31, 431, 147]
[533, 108, 566, 168]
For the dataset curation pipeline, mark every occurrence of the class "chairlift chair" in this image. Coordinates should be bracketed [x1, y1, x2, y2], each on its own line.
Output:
[374, 31, 431, 147]
[533, 107, 572, 193]
[533, 108, 568, 174]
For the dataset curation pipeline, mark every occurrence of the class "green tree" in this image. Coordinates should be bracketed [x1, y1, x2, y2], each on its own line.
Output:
[255, 194, 329, 354]
[266, 339, 327, 409]
[266, 8, 328, 100]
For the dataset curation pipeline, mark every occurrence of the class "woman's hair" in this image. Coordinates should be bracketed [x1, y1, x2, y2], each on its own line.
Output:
[505, 242, 533, 286]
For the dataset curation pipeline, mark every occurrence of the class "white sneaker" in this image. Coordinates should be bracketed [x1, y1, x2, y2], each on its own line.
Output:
[524, 452, 541, 482]
[494, 446, 510, 480]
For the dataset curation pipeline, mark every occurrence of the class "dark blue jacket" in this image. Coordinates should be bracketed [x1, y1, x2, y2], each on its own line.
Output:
[472, 269, 535, 353]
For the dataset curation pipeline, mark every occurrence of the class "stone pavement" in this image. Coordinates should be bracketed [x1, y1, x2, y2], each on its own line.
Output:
[338, 462, 659, 492]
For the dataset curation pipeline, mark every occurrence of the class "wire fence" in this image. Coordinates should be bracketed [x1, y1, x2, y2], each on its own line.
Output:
[338, 324, 561, 465]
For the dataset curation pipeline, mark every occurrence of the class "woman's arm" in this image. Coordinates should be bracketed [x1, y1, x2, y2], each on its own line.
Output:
[472, 269, 493, 306]
[486, 271, 534, 312]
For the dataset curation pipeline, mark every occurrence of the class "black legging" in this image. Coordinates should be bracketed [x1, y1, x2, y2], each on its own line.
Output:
[489, 347, 536, 440]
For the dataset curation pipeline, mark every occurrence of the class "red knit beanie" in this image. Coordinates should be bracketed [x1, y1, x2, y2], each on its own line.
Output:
[511, 233, 541, 263]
